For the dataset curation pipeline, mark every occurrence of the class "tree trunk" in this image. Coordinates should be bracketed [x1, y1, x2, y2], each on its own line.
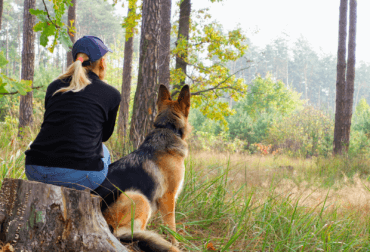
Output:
[158, 0, 172, 89]
[0, 0, 3, 31]
[5, 19, 9, 76]
[333, 0, 348, 155]
[0, 178, 128, 251]
[129, 0, 161, 149]
[174, 0, 191, 91]
[66, 0, 76, 67]
[18, 0, 36, 137]
[343, 0, 357, 151]
[56, 45, 60, 69]
[117, 8, 135, 140]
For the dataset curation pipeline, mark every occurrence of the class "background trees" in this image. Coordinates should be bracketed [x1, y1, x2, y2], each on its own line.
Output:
[0, 0, 367, 157]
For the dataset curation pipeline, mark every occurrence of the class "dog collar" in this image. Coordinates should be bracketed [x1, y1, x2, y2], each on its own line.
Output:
[155, 124, 183, 138]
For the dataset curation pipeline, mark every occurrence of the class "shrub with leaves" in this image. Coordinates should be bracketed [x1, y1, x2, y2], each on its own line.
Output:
[266, 106, 333, 157]
[352, 98, 370, 136]
[227, 75, 302, 150]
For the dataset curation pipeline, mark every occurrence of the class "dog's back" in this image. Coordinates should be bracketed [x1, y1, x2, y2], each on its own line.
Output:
[92, 85, 191, 252]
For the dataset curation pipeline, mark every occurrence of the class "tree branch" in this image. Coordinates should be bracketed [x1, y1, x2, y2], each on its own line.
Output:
[0, 86, 43, 95]
[171, 66, 249, 97]
[42, 0, 60, 28]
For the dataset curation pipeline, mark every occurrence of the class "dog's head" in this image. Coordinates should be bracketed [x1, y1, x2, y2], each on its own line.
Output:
[154, 85, 191, 139]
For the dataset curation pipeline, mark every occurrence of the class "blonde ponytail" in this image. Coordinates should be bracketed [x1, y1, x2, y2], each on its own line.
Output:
[53, 53, 101, 96]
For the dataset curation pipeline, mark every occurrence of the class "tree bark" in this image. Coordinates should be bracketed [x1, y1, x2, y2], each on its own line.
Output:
[333, 0, 348, 155]
[117, 8, 135, 140]
[343, 0, 357, 151]
[0, 0, 3, 31]
[174, 0, 191, 91]
[129, 0, 161, 149]
[158, 0, 172, 89]
[5, 19, 9, 76]
[18, 0, 36, 137]
[0, 178, 128, 251]
[66, 0, 76, 67]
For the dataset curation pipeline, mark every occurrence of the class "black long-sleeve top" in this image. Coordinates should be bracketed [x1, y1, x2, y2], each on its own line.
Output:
[25, 71, 121, 171]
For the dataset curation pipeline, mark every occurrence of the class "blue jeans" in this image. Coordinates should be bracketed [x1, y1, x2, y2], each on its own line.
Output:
[25, 144, 110, 191]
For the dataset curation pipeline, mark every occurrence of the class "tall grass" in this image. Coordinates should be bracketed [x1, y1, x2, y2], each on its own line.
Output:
[2, 107, 370, 250]
[151, 152, 370, 251]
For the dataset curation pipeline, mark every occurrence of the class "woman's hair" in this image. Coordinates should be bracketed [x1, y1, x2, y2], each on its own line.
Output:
[53, 53, 106, 96]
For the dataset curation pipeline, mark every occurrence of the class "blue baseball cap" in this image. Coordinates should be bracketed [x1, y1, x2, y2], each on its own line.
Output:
[72, 36, 113, 63]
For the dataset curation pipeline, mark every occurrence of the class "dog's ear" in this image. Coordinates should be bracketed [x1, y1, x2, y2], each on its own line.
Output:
[157, 85, 172, 106]
[177, 85, 190, 117]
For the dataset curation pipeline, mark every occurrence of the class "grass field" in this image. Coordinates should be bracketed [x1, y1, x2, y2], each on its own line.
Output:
[2, 119, 370, 251]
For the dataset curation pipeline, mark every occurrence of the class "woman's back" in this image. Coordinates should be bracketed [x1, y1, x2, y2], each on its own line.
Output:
[26, 71, 121, 171]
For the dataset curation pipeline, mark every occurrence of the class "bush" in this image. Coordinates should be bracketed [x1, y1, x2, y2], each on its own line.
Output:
[188, 131, 247, 153]
[266, 106, 333, 157]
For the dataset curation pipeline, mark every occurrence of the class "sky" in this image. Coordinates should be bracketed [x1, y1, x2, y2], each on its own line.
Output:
[114, 0, 370, 63]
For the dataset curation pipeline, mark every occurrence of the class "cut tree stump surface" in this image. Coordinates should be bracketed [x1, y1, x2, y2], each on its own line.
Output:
[0, 178, 128, 252]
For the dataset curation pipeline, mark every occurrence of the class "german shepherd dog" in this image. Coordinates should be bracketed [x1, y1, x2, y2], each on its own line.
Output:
[92, 85, 191, 252]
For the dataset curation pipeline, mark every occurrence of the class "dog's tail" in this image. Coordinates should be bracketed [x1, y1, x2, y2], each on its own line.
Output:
[118, 230, 180, 252]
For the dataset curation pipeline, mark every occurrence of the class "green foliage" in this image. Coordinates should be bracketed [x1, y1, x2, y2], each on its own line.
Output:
[0, 51, 33, 97]
[30, 0, 75, 52]
[352, 98, 370, 136]
[228, 110, 274, 149]
[224, 76, 303, 150]
[347, 98, 370, 155]
[121, 0, 141, 39]
[189, 108, 222, 135]
[171, 7, 248, 127]
[33, 65, 62, 101]
[266, 106, 334, 157]
[245, 75, 303, 119]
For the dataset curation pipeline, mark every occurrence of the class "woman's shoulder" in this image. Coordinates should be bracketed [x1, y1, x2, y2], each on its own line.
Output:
[45, 77, 71, 97]
[91, 79, 121, 105]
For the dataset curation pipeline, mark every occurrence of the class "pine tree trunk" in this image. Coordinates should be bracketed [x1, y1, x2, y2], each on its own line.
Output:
[174, 0, 191, 91]
[333, 0, 348, 155]
[158, 0, 172, 89]
[66, 0, 76, 67]
[18, 0, 36, 137]
[0, 0, 3, 31]
[0, 178, 128, 252]
[130, 0, 161, 149]
[117, 8, 135, 140]
[5, 19, 9, 76]
[343, 0, 357, 151]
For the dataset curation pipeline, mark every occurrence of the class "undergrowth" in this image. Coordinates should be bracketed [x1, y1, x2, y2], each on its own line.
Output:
[1, 111, 370, 251]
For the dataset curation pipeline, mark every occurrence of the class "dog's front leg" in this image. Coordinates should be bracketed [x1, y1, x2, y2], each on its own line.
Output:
[158, 192, 178, 245]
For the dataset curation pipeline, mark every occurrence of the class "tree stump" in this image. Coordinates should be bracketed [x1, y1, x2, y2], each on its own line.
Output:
[0, 178, 128, 252]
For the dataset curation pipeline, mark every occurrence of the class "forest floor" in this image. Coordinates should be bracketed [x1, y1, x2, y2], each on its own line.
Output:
[2, 122, 370, 251]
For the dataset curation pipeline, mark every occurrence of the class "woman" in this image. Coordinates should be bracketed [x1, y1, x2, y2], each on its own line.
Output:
[25, 36, 121, 191]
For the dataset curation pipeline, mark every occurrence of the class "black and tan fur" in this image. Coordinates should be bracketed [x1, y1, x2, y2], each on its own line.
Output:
[92, 85, 191, 252]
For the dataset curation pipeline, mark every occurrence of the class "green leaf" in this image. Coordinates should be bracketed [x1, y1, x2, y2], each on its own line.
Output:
[0, 81, 8, 94]
[29, 9, 46, 16]
[0, 51, 9, 68]
[59, 29, 73, 51]
[33, 21, 46, 32]
[40, 34, 49, 47]
[44, 23, 56, 37]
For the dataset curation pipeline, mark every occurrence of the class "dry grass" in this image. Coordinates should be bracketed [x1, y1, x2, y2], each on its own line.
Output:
[163, 151, 370, 250]
[188, 151, 370, 211]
